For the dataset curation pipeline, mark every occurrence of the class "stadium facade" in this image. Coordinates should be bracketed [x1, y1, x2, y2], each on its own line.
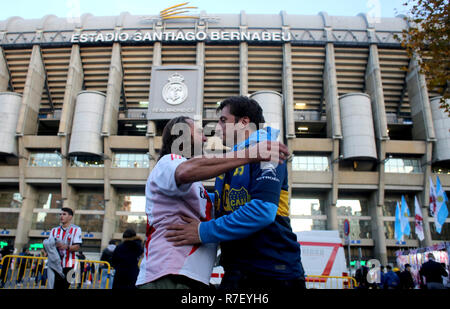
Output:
[0, 9, 449, 264]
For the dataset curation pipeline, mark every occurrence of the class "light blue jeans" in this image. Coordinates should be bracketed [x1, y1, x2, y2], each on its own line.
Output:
[100, 268, 114, 289]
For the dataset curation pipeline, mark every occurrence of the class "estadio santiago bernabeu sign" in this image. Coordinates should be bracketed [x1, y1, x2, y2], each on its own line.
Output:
[71, 30, 292, 43]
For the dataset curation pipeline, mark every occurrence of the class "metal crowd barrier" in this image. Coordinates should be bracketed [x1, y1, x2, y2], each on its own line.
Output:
[306, 275, 358, 289]
[0, 255, 112, 289]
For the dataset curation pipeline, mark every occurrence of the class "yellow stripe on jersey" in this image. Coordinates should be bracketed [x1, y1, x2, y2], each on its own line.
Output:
[277, 189, 290, 217]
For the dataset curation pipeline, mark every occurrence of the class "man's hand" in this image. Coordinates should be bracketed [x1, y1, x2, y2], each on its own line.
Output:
[165, 216, 201, 246]
[56, 241, 67, 250]
[246, 141, 290, 164]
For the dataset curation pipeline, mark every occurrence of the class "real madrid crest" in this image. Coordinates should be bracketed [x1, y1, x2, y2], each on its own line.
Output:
[162, 73, 188, 105]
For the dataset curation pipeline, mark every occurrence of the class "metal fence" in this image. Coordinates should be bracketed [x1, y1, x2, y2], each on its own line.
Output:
[0, 255, 112, 289]
[1, 255, 358, 290]
[306, 275, 358, 289]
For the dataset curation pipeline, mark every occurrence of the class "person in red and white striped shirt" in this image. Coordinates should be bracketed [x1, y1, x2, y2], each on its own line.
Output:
[48, 207, 82, 289]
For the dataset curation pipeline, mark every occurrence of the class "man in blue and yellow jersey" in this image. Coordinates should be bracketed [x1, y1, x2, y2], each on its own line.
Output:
[166, 96, 305, 289]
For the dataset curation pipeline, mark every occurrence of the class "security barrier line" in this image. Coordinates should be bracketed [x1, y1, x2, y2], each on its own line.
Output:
[305, 275, 358, 289]
[0, 255, 111, 289]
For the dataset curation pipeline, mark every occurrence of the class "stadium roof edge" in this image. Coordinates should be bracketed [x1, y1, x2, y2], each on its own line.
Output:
[0, 11, 409, 33]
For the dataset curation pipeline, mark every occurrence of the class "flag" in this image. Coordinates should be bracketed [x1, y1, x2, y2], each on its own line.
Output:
[435, 176, 449, 234]
[414, 196, 425, 241]
[429, 176, 437, 217]
[395, 201, 403, 242]
[401, 195, 411, 236]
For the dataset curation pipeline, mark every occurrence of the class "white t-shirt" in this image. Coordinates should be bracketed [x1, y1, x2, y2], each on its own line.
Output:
[49, 224, 82, 268]
[136, 154, 217, 286]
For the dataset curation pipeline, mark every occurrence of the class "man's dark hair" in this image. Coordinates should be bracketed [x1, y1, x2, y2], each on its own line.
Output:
[386, 265, 392, 270]
[61, 207, 74, 216]
[217, 96, 265, 125]
[159, 116, 193, 161]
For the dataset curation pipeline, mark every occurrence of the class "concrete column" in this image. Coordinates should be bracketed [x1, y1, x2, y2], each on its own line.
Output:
[0, 47, 9, 91]
[365, 44, 389, 140]
[323, 43, 342, 140]
[327, 139, 340, 231]
[62, 184, 78, 211]
[282, 41, 295, 204]
[365, 44, 389, 208]
[14, 184, 38, 253]
[101, 186, 117, 250]
[101, 136, 115, 250]
[239, 41, 248, 96]
[146, 42, 161, 169]
[370, 192, 388, 265]
[59, 45, 83, 205]
[325, 189, 338, 230]
[406, 55, 436, 142]
[102, 43, 123, 136]
[282, 42, 295, 141]
[58, 44, 83, 136]
[16, 135, 36, 252]
[420, 142, 434, 247]
[196, 40, 205, 125]
[15, 45, 46, 136]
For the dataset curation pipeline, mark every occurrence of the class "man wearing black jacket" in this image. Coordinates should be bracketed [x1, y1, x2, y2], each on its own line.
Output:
[399, 264, 415, 289]
[419, 253, 448, 289]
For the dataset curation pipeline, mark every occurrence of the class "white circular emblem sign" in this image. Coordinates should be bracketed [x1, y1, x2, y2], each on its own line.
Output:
[162, 73, 188, 105]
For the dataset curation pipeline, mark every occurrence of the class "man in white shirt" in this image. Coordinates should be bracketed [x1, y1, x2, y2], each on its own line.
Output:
[47, 207, 82, 289]
[136, 116, 288, 289]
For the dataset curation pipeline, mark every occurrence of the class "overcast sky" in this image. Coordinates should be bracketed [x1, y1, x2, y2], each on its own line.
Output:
[1, 0, 409, 20]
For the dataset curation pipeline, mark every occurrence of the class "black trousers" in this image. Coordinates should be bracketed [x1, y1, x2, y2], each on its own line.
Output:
[54, 267, 72, 290]
[219, 269, 306, 289]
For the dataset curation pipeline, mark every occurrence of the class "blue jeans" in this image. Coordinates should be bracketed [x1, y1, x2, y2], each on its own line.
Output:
[100, 268, 114, 289]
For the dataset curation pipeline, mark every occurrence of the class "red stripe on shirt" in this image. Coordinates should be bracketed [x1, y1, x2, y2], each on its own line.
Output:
[145, 218, 156, 259]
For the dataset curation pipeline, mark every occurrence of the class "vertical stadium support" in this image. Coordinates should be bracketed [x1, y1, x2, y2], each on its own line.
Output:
[365, 41, 389, 265]
[323, 42, 340, 231]
[101, 42, 123, 249]
[15, 45, 46, 136]
[14, 45, 46, 252]
[147, 33, 161, 171]
[0, 47, 9, 91]
[102, 43, 123, 136]
[14, 183, 38, 253]
[196, 20, 206, 125]
[239, 11, 248, 96]
[59, 44, 84, 212]
[281, 11, 295, 204]
[406, 54, 435, 247]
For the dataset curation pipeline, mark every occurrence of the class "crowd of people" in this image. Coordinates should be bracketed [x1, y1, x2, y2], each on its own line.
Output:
[355, 253, 449, 289]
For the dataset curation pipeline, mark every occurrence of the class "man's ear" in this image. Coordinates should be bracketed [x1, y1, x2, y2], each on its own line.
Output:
[238, 116, 250, 128]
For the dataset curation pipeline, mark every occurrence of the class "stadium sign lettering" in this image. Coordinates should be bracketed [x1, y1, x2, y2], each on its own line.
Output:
[71, 31, 292, 43]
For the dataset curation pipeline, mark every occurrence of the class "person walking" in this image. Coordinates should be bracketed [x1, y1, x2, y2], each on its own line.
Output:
[399, 264, 415, 289]
[16, 247, 29, 286]
[100, 240, 117, 289]
[0, 244, 13, 288]
[384, 265, 400, 289]
[355, 265, 369, 289]
[111, 229, 143, 289]
[76, 251, 86, 288]
[419, 253, 449, 289]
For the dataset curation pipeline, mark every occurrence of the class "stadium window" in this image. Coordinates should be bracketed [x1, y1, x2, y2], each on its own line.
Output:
[384, 157, 422, 174]
[70, 155, 104, 167]
[292, 155, 330, 172]
[112, 153, 150, 168]
[28, 152, 62, 167]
